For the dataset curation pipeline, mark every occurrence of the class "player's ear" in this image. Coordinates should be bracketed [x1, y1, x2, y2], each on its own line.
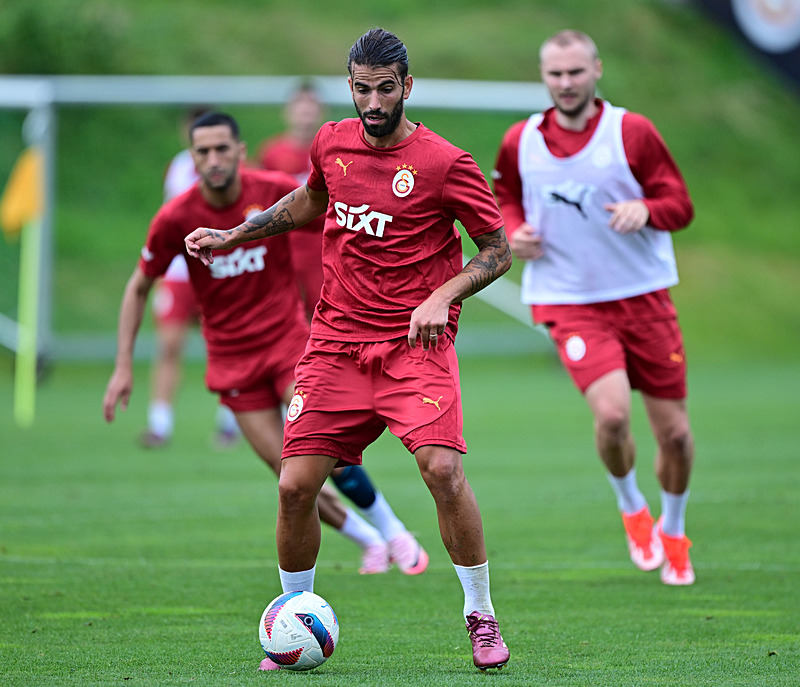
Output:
[403, 75, 413, 100]
[238, 141, 247, 161]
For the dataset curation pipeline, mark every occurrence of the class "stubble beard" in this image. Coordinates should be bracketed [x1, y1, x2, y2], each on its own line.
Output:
[203, 167, 236, 192]
[554, 90, 594, 120]
[356, 93, 405, 139]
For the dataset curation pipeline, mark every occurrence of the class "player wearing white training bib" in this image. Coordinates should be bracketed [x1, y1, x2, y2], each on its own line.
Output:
[494, 29, 697, 587]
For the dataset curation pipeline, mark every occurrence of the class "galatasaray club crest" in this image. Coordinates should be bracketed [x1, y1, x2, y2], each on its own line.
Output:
[286, 391, 306, 422]
[564, 335, 587, 362]
[392, 164, 417, 198]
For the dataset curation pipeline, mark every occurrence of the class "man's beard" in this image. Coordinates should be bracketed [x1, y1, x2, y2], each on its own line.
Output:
[356, 95, 405, 139]
[204, 168, 235, 191]
[554, 91, 593, 119]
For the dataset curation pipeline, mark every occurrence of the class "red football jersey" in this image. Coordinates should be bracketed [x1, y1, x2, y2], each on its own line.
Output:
[307, 119, 504, 342]
[138, 167, 308, 356]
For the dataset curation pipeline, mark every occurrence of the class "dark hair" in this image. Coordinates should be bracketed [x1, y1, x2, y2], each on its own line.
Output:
[186, 105, 212, 123]
[347, 28, 409, 80]
[189, 111, 240, 142]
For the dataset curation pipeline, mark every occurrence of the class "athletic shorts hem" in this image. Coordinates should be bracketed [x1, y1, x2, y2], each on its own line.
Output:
[218, 392, 283, 414]
[402, 436, 466, 455]
[282, 440, 363, 468]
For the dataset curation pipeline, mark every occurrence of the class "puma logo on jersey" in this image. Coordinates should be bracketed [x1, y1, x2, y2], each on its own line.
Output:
[333, 202, 393, 238]
[422, 395, 443, 411]
[550, 190, 589, 218]
[335, 158, 353, 175]
[208, 245, 267, 279]
[544, 181, 593, 219]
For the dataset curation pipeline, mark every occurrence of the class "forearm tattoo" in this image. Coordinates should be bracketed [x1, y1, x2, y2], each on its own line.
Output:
[460, 228, 513, 299]
[241, 188, 300, 238]
[201, 227, 233, 242]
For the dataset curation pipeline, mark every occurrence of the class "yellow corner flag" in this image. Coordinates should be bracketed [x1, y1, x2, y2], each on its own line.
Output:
[1, 145, 44, 427]
[1, 146, 43, 240]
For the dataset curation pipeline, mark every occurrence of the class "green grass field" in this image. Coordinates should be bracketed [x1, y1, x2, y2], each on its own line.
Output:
[2, 354, 798, 685]
[2, 0, 800, 683]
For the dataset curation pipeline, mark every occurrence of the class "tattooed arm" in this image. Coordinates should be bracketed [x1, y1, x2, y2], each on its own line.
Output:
[459, 227, 514, 298]
[408, 227, 512, 349]
[184, 185, 329, 266]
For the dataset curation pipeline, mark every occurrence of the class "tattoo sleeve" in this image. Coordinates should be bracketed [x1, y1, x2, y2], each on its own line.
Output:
[240, 187, 302, 238]
[458, 228, 513, 301]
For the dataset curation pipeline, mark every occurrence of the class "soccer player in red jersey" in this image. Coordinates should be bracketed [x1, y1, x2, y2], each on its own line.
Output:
[493, 30, 696, 586]
[186, 29, 512, 672]
[102, 111, 427, 579]
[140, 106, 242, 450]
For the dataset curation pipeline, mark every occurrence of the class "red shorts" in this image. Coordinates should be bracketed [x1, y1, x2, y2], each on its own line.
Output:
[283, 336, 467, 466]
[533, 291, 687, 399]
[152, 279, 199, 326]
[206, 326, 309, 412]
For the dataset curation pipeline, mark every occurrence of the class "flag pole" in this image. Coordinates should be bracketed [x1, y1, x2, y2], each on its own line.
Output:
[14, 216, 42, 427]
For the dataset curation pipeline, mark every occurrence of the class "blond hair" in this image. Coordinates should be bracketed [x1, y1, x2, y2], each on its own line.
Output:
[540, 30, 599, 62]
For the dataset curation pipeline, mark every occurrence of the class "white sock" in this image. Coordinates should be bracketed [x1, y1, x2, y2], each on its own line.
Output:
[607, 468, 648, 515]
[660, 489, 689, 537]
[339, 509, 385, 549]
[148, 400, 173, 438]
[279, 566, 315, 593]
[215, 404, 239, 434]
[454, 561, 494, 619]
[359, 492, 407, 542]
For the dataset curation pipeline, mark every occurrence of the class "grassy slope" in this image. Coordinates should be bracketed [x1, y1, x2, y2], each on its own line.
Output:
[1, 0, 799, 362]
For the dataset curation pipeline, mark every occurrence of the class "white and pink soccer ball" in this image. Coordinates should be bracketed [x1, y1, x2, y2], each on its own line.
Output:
[259, 591, 339, 671]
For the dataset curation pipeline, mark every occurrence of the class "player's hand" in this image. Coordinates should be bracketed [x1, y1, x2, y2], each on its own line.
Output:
[604, 199, 649, 234]
[509, 222, 544, 260]
[184, 227, 233, 266]
[408, 293, 449, 350]
[102, 365, 133, 423]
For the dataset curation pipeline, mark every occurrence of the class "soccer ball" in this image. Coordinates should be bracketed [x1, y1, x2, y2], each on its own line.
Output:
[259, 591, 339, 671]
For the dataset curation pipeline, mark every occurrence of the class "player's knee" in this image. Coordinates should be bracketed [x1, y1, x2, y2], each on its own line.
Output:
[417, 448, 464, 496]
[278, 472, 320, 511]
[657, 423, 693, 462]
[595, 407, 629, 444]
[162, 344, 183, 363]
